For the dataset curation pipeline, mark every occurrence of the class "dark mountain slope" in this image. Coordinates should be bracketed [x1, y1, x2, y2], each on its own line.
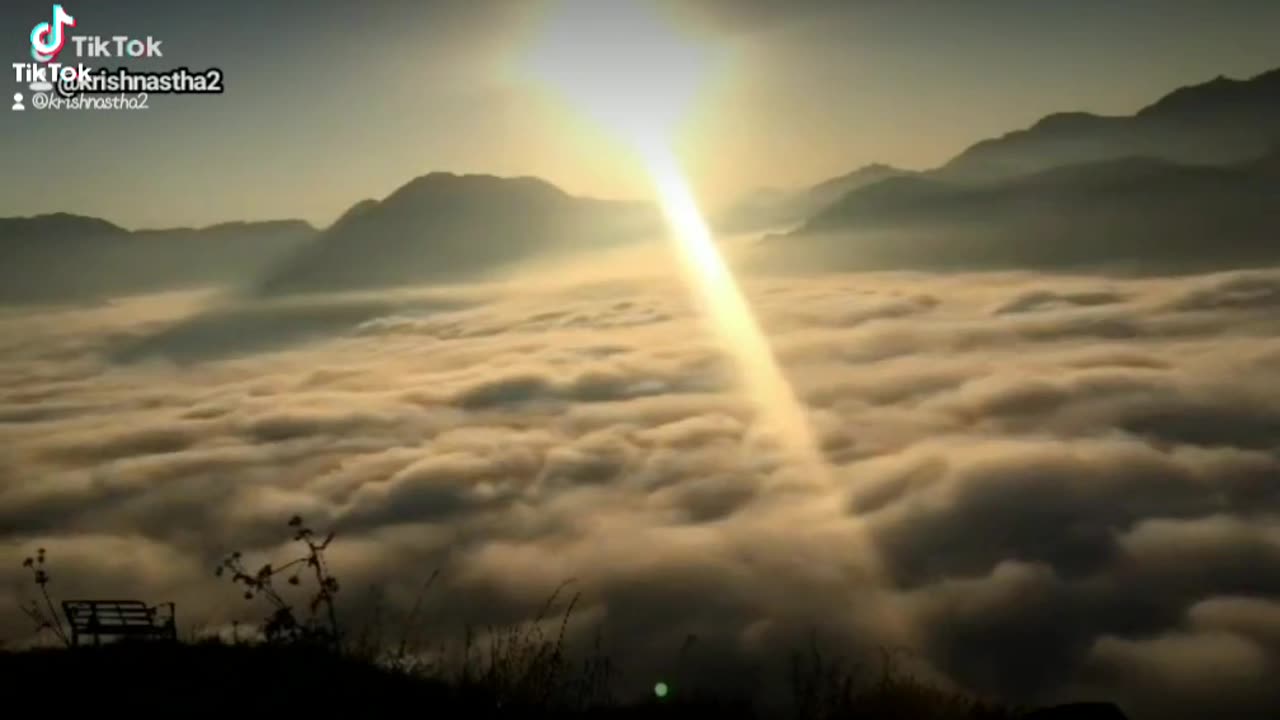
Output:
[938, 68, 1280, 183]
[715, 164, 915, 234]
[258, 173, 661, 295]
[0, 215, 313, 304]
[771, 152, 1280, 274]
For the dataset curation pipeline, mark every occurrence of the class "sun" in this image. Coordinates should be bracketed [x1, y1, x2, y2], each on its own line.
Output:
[524, 0, 715, 150]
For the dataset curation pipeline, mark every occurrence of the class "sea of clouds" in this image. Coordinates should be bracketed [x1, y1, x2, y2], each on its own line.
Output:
[2, 247, 1279, 718]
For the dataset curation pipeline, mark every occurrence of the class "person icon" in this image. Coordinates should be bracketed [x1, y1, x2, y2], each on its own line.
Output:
[11, 93, 24, 111]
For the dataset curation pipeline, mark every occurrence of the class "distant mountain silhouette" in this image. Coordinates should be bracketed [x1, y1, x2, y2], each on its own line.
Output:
[938, 67, 1280, 182]
[11, 66, 1279, 293]
[713, 187, 793, 233]
[257, 173, 661, 295]
[808, 163, 915, 209]
[0, 215, 314, 304]
[727, 67, 1278, 237]
[770, 150, 1280, 273]
[760, 67, 1280, 274]
[715, 164, 913, 233]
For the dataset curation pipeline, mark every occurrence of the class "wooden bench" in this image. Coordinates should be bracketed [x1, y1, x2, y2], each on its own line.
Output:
[62, 600, 177, 646]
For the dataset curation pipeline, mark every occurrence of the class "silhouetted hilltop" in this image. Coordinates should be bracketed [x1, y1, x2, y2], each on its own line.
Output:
[724, 67, 1278, 234]
[331, 198, 380, 226]
[0, 215, 314, 304]
[716, 164, 913, 233]
[808, 163, 915, 209]
[138, 219, 314, 238]
[759, 66, 1280, 274]
[257, 172, 661, 295]
[1138, 67, 1280, 119]
[0, 642, 1131, 719]
[772, 152, 1280, 273]
[0, 212, 129, 241]
[806, 155, 1276, 229]
[939, 67, 1280, 182]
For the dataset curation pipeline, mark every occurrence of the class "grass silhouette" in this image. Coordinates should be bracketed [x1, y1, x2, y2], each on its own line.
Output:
[18, 548, 70, 647]
[4, 518, 1114, 718]
[0, 637, 1020, 718]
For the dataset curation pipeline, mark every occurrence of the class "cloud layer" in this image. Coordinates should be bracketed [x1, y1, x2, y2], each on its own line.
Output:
[2, 257, 1279, 718]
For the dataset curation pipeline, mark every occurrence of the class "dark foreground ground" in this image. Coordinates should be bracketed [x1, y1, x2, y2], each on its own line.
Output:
[0, 642, 1127, 719]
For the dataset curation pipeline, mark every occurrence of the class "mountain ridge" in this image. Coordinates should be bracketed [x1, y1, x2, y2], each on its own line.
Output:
[7, 64, 1278, 299]
[936, 65, 1280, 182]
[0, 213, 313, 236]
[256, 172, 661, 295]
[730, 64, 1280, 233]
[774, 149, 1280, 274]
[0, 216, 316, 304]
[757, 64, 1280, 275]
[714, 163, 914, 233]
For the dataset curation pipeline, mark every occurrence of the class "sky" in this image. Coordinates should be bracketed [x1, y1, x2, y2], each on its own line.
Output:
[3, 0, 1280, 229]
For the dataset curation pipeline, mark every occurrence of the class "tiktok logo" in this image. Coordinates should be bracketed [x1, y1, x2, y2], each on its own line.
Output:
[30, 5, 76, 63]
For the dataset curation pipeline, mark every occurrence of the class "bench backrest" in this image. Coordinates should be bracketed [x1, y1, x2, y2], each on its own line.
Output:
[63, 600, 161, 630]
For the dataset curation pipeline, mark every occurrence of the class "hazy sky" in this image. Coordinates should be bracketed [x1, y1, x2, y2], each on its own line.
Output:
[3, 0, 1280, 229]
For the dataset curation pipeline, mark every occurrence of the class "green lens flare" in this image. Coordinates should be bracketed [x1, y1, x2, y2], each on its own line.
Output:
[654, 681, 670, 698]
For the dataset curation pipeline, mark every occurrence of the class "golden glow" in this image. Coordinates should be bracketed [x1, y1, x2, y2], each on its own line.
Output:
[524, 2, 911, 655]
[640, 139, 828, 478]
[523, 0, 717, 149]
[527, 0, 827, 480]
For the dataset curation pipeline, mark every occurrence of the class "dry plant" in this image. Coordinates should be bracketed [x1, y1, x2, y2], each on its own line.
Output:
[18, 548, 70, 647]
[215, 515, 342, 649]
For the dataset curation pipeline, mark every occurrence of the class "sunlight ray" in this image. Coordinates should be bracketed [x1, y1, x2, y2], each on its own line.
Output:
[525, 0, 828, 484]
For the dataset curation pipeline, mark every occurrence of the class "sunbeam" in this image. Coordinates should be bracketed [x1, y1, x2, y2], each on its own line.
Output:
[524, 0, 827, 484]
[637, 138, 829, 483]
